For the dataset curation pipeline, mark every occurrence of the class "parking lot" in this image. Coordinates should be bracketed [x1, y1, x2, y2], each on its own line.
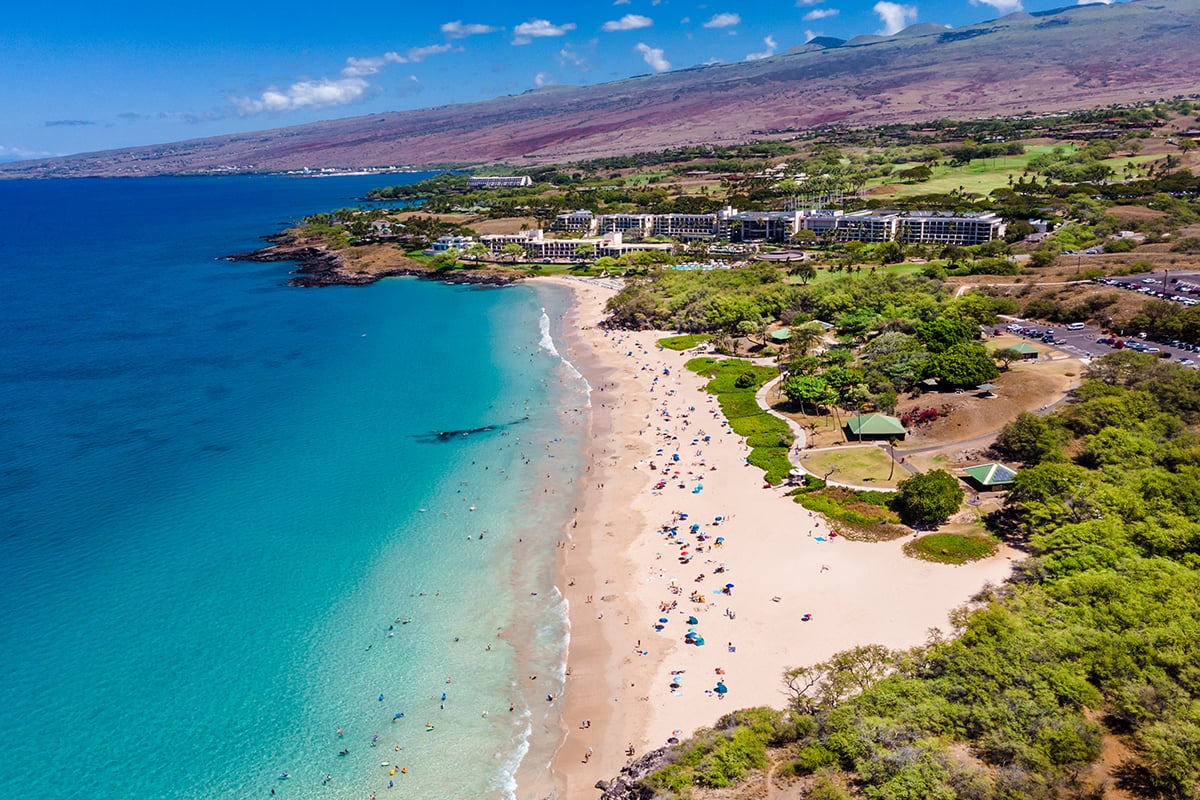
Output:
[1094, 271, 1200, 309]
[998, 320, 1199, 367]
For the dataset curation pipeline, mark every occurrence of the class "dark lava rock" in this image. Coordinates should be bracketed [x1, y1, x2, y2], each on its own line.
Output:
[226, 235, 521, 289]
[597, 747, 671, 800]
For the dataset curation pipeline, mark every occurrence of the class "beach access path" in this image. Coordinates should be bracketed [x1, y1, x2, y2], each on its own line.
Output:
[543, 277, 1018, 799]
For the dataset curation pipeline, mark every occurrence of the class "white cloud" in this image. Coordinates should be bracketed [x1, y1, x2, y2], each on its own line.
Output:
[342, 53, 405, 77]
[0, 144, 54, 162]
[873, 1, 918, 34]
[971, 0, 1023, 12]
[796, 0, 824, 5]
[232, 77, 372, 115]
[512, 19, 577, 44]
[634, 42, 671, 72]
[558, 45, 587, 68]
[1077, 0, 1113, 4]
[341, 44, 454, 77]
[603, 13, 653, 31]
[703, 13, 742, 28]
[614, 0, 631, 4]
[534, 71, 556, 87]
[406, 44, 455, 62]
[804, 8, 840, 20]
[440, 20, 499, 39]
[804, 29, 820, 41]
[746, 35, 778, 60]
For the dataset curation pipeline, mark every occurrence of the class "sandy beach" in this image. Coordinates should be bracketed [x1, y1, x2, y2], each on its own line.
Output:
[542, 276, 1017, 799]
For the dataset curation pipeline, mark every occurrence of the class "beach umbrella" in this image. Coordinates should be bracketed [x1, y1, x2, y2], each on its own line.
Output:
[715, 682, 728, 695]
[725, 583, 734, 589]
[659, 618, 669, 624]
[667, 737, 680, 744]
[687, 616, 699, 625]
[715, 537, 725, 544]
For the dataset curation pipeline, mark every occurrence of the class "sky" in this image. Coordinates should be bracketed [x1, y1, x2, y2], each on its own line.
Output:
[0, 0, 1125, 161]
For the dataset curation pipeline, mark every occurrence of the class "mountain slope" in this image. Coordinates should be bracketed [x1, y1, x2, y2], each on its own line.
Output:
[5, 0, 1199, 178]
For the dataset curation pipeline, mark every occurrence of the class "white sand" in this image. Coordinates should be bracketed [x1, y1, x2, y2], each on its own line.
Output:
[541, 276, 1017, 798]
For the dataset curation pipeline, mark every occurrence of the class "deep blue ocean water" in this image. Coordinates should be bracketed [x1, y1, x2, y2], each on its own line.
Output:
[0, 175, 588, 799]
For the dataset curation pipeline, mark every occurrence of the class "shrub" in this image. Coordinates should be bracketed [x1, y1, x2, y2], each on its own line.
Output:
[794, 744, 840, 774]
[895, 470, 965, 526]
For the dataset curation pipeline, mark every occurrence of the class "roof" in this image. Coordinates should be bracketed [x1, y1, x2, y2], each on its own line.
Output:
[770, 329, 792, 341]
[963, 463, 1018, 486]
[845, 413, 906, 436]
[1008, 342, 1041, 355]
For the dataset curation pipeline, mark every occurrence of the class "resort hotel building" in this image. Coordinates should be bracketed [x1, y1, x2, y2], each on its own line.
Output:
[548, 207, 1005, 245]
[466, 175, 534, 189]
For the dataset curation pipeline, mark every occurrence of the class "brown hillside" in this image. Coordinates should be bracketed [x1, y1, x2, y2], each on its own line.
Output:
[4, 0, 1200, 179]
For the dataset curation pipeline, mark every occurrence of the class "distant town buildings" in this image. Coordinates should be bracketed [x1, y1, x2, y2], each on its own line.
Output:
[466, 175, 533, 189]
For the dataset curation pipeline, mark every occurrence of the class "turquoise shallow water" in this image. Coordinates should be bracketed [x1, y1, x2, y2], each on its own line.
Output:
[0, 176, 588, 799]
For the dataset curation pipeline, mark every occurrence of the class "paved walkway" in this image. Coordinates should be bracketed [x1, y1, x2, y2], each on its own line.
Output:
[754, 375, 904, 492]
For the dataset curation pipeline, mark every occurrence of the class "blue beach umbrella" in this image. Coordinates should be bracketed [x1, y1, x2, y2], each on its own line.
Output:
[715, 681, 728, 695]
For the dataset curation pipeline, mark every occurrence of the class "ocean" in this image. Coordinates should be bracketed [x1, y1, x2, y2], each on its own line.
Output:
[0, 175, 589, 799]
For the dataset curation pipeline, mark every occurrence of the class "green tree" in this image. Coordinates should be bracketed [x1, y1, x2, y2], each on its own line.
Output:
[895, 470, 964, 526]
[876, 240, 905, 265]
[993, 412, 1063, 464]
[785, 322, 826, 362]
[429, 250, 459, 271]
[993, 346, 1023, 370]
[783, 375, 838, 415]
[861, 332, 930, 388]
[788, 260, 817, 284]
[915, 317, 976, 354]
[501, 242, 525, 262]
[924, 343, 999, 388]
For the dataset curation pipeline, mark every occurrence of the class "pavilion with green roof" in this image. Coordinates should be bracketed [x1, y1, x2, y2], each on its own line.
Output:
[770, 329, 792, 342]
[845, 413, 906, 440]
[962, 462, 1018, 488]
[1007, 342, 1041, 360]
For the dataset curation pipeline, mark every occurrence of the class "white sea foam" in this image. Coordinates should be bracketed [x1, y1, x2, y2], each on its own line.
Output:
[493, 708, 534, 800]
[540, 308, 592, 403]
[542, 585, 571, 685]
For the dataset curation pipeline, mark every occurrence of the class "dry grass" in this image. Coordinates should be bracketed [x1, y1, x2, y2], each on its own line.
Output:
[796, 446, 904, 489]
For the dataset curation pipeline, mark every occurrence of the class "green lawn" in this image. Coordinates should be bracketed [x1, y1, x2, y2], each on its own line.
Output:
[883, 144, 1067, 198]
[658, 334, 714, 351]
[685, 357, 793, 484]
[784, 260, 927, 285]
[878, 145, 1158, 199]
[904, 532, 998, 564]
[797, 446, 904, 489]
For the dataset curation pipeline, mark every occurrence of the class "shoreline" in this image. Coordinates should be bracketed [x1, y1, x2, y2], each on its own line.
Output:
[541, 276, 1020, 799]
[226, 235, 523, 288]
